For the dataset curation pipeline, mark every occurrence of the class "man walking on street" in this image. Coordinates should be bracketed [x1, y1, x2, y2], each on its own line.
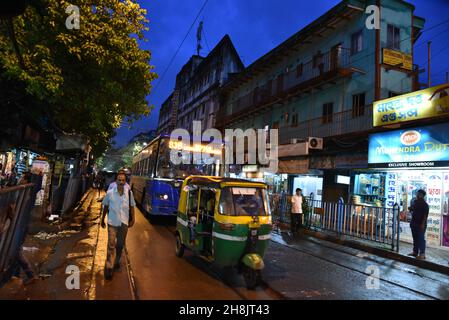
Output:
[408, 189, 429, 260]
[101, 173, 136, 280]
[291, 188, 304, 235]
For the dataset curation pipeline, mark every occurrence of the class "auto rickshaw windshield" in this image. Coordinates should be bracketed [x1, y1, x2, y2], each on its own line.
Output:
[218, 187, 269, 216]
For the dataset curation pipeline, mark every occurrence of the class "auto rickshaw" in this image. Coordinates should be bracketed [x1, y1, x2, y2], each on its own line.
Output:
[174, 176, 272, 289]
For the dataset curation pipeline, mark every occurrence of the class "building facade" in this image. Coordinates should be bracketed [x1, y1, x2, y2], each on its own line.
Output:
[217, 0, 425, 201]
[157, 35, 244, 135]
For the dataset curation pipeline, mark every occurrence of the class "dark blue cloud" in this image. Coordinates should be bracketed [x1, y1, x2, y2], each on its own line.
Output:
[113, 0, 449, 147]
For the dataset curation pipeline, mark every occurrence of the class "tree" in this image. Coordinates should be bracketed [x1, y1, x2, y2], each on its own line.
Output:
[0, 0, 157, 156]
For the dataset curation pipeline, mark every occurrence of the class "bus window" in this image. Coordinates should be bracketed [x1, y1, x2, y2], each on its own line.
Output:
[148, 143, 158, 177]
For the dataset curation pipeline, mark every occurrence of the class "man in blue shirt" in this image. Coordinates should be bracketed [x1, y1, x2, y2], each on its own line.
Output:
[408, 189, 429, 260]
[101, 173, 136, 280]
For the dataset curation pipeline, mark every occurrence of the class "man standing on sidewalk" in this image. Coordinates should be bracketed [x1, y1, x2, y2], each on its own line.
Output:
[291, 188, 304, 235]
[408, 189, 429, 260]
[101, 173, 136, 280]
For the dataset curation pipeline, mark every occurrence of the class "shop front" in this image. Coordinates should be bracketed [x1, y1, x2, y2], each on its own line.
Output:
[352, 122, 449, 249]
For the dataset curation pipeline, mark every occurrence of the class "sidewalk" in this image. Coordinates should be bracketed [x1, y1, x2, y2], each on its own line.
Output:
[0, 189, 133, 300]
[274, 222, 449, 275]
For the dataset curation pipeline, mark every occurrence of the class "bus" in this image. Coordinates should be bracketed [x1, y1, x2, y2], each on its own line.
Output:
[131, 135, 222, 218]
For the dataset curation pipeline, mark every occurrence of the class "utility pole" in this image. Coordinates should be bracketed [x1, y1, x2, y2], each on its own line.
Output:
[427, 41, 431, 87]
[446, 71, 448, 83]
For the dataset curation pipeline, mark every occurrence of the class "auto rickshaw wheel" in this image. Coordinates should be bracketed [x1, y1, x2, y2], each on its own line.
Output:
[242, 266, 261, 290]
[175, 233, 185, 257]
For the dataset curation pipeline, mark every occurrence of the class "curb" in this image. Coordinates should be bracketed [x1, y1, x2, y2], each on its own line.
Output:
[300, 228, 449, 276]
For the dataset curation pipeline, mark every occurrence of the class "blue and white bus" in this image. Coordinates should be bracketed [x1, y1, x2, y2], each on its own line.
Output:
[131, 135, 222, 218]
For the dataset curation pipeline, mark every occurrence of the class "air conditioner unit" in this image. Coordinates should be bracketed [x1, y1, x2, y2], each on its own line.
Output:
[308, 137, 323, 150]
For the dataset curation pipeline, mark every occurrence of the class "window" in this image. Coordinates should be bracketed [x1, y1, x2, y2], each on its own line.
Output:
[352, 93, 365, 118]
[351, 30, 363, 55]
[313, 52, 323, 68]
[296, 63, 303, 78]
[388, 91, 400, 98]
[219, 187, 268, 216]
[276, 74, 284, 94]
[387, 24, 400, 50]
[291, 113, 299, 127]
[322, 102, 333, 124]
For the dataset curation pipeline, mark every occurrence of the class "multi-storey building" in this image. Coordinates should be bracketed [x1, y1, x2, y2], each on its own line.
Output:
[157, 35, 244, 135]
[217, 0, 425, 202]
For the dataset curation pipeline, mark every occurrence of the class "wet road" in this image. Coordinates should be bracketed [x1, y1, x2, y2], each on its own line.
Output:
[125, 207, 449, 300]
[125, 207, 276, 299]
[265, 234, 449, 300]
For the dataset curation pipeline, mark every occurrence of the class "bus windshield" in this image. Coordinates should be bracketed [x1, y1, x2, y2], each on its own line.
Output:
[156, 138, 221, 179]
[219, 187, 269, 216]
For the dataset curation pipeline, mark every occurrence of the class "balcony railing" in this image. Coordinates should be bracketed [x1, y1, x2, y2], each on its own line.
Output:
[230, 47, 352, 116]
[278, 104, 373, 143]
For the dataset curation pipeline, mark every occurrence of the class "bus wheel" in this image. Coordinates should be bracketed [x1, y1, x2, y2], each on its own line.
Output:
[175, 233, 185, 257]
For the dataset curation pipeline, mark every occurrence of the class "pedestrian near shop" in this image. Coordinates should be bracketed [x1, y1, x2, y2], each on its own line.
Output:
[408, 189, 429, 260]
[101, 173, 136, 280]
[94, 173, 104, 198]
[291, 188, 304, 235]
[15, 156, 28, 177]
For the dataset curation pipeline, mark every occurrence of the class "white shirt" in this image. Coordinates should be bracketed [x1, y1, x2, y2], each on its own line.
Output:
[291, 194, 303, 214]
[102, 185, 136, 227]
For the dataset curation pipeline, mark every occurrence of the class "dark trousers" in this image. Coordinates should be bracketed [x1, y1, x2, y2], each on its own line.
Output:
[291, 213, 303, 233]
[14, 249, 34, 279]
[410, 223, 426, 255]
[106, 223, 128, 269]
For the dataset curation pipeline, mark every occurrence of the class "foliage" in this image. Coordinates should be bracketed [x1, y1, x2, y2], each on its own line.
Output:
[0, 0, 157, 156]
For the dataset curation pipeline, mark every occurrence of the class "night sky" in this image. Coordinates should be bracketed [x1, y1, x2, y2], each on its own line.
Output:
[113, 0, 449, 147]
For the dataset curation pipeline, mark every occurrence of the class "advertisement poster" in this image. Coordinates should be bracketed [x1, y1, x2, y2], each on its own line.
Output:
[443, 173, 449, 247]
[426, 174, 442, 247]
[385, 173, 397, 208]
[368, 122, 449, 168]
[373, 83, 449, 127]
[32, 160, 50, 206]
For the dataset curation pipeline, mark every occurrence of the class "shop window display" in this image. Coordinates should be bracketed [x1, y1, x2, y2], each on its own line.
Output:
[353, 170, 449, 248]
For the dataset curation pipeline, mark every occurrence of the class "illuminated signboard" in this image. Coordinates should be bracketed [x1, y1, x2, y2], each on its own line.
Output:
[168, 140, 222, 155]
[368, 122, 449, 168]
[373, 83, 449, 127]
[383, 48, 412, 71]
[336, 175, 350, 185]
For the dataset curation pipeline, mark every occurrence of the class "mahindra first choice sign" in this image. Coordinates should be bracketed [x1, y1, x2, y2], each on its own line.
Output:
[368, 122, 449, 168]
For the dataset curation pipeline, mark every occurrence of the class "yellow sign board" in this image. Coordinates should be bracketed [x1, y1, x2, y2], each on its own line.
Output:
[383, 48, 412, 71]
[168, 140, 222, 155]
[373, 83, 449, 127]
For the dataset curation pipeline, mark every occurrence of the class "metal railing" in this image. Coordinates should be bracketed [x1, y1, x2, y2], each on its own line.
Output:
[270, 194, 401, 251]
[0, 183, 37, 285]
[230, 48, 352, 116]
[279, 104, 373, 143]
